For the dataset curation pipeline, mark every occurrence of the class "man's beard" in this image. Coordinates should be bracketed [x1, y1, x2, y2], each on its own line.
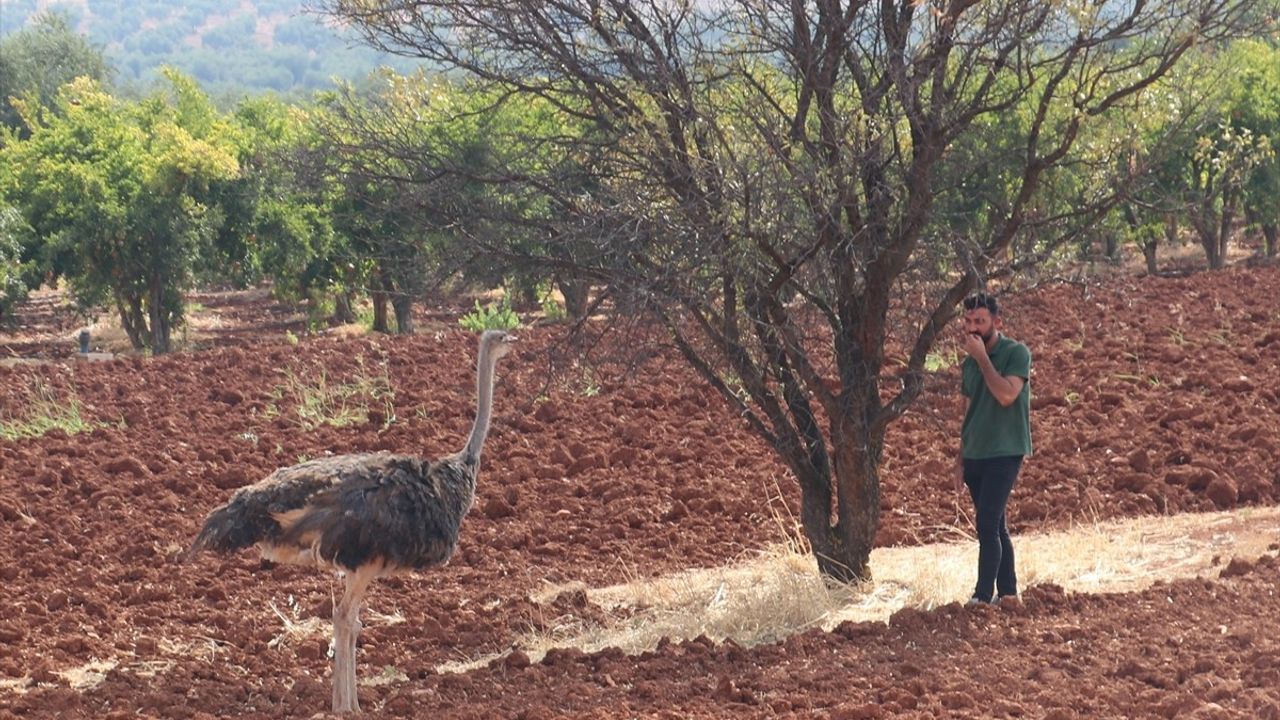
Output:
[980, 328, 996, 344]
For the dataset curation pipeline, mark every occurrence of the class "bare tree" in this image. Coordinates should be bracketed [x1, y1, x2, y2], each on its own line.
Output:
[316, 0, 1268, 581]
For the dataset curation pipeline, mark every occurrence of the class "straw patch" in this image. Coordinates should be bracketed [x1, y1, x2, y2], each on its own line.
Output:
[0, 677, 32, 695]
[267, 597, 329, 652]
[439, 505, 1280, 673]
[53, 659, 117, 691]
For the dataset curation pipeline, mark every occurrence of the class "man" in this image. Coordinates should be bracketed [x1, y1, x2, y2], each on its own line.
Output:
[957, 292, 1031, 606]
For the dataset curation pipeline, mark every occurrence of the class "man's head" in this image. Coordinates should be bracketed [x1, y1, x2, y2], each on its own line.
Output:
[962, 293, 1001, 345]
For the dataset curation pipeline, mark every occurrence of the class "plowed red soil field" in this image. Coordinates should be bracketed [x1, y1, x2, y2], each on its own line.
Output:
[3, 266, 1280, 719]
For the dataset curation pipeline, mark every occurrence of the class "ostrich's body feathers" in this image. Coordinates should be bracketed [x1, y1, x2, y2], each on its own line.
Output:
[190, 451, 476, 573]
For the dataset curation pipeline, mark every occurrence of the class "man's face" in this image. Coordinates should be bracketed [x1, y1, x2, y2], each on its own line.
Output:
[963, 308, 1000, 344]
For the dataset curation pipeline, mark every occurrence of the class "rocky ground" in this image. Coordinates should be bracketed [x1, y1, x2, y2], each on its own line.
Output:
[2, 266, 1279, 718]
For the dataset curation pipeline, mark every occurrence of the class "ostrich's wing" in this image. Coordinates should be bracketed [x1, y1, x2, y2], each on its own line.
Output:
[189, 452, 397, 557]
[271, 457, 472, 572]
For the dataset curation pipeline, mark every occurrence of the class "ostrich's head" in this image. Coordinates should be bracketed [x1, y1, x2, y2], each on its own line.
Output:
[481, 329, 517, 360]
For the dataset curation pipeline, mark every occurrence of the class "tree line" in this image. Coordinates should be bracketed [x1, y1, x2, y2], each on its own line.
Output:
[0, 4, 420, 98]
[1, 16, 567, 352]
[3, 0, 1277, 580]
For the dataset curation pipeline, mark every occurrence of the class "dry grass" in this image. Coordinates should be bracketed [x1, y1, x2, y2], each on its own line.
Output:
[267, 597, 330, 652]
[262, 358, 396, 431]
[155, 634, 224, 665]
[0, 677, 32, 695]
[365, 607, 407, 627]
[0, 635, 231, 695]
[266, 594, 406, 657]
[53, 659, 117, 691]
[438, 504, 1280, 673]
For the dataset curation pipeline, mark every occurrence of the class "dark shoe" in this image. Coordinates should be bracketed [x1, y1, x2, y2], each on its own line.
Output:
[965, 595, 993, 607]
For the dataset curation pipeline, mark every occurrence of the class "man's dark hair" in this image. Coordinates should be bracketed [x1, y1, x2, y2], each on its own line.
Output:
[963, 292, 999, 315]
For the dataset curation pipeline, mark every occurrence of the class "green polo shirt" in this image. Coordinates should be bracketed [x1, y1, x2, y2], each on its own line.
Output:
[961, 335, 1032, 459]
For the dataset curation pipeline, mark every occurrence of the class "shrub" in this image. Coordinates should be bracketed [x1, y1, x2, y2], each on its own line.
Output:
[459, 297, 520, 331]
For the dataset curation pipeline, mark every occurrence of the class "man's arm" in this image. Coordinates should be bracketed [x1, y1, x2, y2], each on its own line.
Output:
[960, 334, 1027, 407]
[972, 353, 1025, 407]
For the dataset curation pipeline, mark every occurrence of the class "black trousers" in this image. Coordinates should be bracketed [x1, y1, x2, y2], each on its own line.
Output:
[962, 455, 1024, 602]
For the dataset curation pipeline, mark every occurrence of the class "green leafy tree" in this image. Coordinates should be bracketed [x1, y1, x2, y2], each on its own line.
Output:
[1119, 42, 1280, 271]
[1186, 122, 1272, 268]
[0, 206, 36, 318]
[1106, 62, 1212, 274]
[0, 11, 111, 135]
[311, 71, 604, 324]
[309, 71, 515, 334]
[1, 71, 239, 353]
[209, 94, 341, 305]
[1228, 40, 1280, 258]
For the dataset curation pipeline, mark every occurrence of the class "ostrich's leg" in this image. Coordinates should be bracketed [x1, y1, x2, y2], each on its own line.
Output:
[332, 612, 351, 712]
[346, 607, 363, 711]
[333, 566, 376, 714]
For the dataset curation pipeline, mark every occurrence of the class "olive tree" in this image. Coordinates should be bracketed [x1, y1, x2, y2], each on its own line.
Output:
[0, 206, 35, 318]
[307, 71, 579, 331]
[1, 72, 238, 353]
[1229, 40, 1280, 259]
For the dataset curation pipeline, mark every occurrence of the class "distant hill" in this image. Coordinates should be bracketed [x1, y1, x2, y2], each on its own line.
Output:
[0, 0, 424, 100]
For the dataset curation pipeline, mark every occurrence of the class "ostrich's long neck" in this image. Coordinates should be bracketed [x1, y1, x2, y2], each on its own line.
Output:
[462, 344, 498, 466]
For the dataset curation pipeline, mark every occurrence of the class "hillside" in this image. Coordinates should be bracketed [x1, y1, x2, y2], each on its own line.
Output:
[0, 0, 422, 98]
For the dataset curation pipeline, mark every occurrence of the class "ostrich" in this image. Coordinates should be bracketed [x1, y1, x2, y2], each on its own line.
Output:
[188, 329, 516, 714]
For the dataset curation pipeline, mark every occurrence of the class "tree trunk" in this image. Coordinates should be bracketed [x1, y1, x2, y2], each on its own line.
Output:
[370, 267, 390, 333]
[1263, 223, 1277, 258]
[1203, 238, 1224, 270]
[115, 295, 147, 351]
[514, 277, 539, 309]
[1122, 205, 1157, 275]
[332, 291, 357, 325]
[1163, 213, 1179, 246]
[1103, 231, 1119, 261]
[557, 276, 591, 319]
[148, 277, 170, 355]
[1198, 191, 1238, 271]
[1199, 232, 1218, 269]
[1194, 210, 1223, 270]
[332, 265, 359, 325]
[371, 293, 389, 333]
[1215, 199, 1236, 270]
[391, 291, 414, 335]
[150, 317, 170, 354]
[791, 415, 883, 584]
